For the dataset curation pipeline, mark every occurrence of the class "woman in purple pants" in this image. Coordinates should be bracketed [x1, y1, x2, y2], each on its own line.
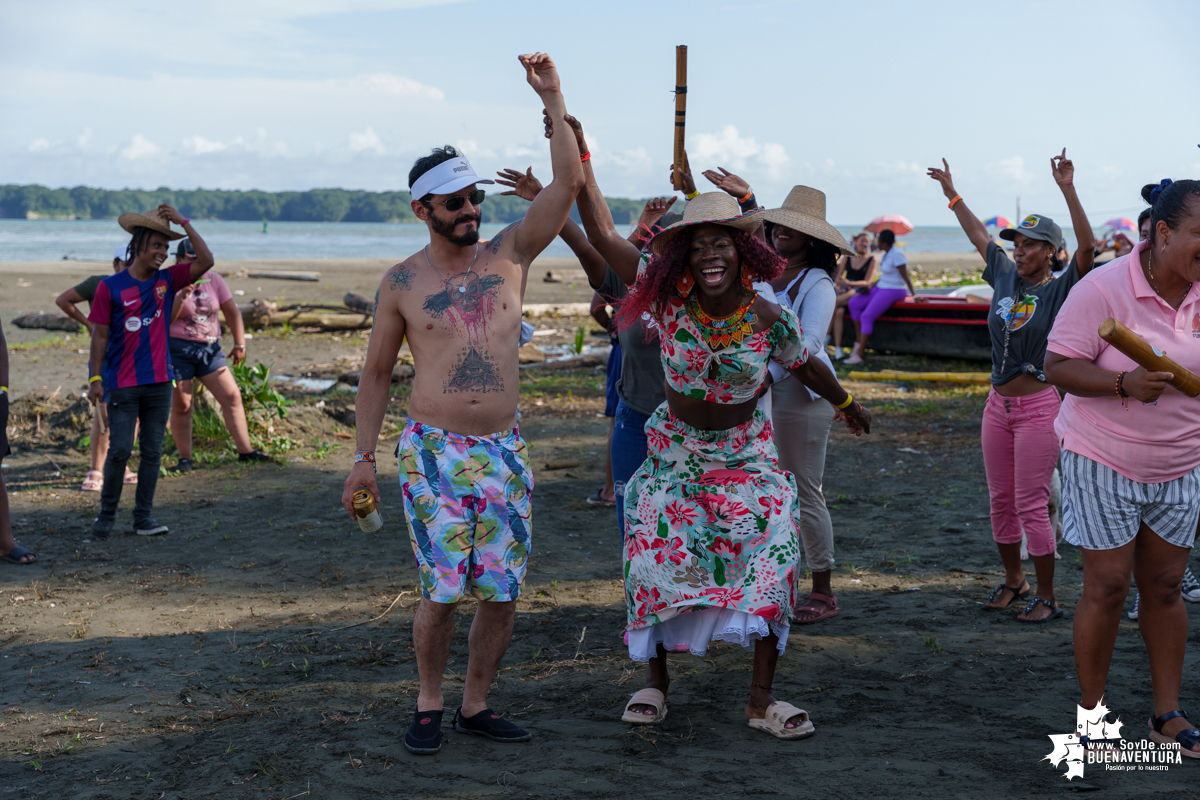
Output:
[845, 229, 916, 364]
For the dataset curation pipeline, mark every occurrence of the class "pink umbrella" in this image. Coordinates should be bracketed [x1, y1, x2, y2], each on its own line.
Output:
[865, 214, 914, 236]
[1104, 217, 1135, 232]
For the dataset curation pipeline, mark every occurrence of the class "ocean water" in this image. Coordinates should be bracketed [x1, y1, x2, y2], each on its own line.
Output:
[0, 219, 1084, 263]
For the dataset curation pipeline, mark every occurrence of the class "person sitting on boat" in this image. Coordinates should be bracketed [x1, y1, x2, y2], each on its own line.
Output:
[570, 112, 871, 740]
[844, 228, 917, 365]
[830, 232, 875, 360]
[927, 149, 1096, 621]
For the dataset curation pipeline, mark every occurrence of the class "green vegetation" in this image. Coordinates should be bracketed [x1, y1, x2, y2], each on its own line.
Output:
[0, 183, 653, 225]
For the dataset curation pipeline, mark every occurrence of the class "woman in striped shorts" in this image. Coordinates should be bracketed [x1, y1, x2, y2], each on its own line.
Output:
[1044, 179, 1200, 758]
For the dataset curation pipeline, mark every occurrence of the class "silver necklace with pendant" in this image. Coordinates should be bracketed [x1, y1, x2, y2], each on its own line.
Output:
[423, 243, 478, 293]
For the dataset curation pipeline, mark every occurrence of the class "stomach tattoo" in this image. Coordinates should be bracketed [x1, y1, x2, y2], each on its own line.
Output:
[445, 346, 504, 394]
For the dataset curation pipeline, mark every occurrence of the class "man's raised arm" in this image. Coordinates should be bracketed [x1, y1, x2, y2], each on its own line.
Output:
[511, 53, 584, 265]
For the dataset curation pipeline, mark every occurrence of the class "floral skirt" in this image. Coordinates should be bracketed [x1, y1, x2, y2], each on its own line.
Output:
[623, 405, 801, 661]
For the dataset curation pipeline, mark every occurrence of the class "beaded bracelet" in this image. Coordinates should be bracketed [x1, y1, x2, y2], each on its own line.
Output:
[1116, 371, 1129, 410]
[355, 450, 377, 472]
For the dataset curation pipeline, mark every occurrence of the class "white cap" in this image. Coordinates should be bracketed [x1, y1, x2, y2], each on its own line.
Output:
[115, 243, 130, 261]
[409, 156, 494, 201]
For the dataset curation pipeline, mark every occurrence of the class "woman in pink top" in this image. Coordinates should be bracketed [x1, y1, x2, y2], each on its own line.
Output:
[1044, 179, 1200, 757]
[167, 239, 268, 471]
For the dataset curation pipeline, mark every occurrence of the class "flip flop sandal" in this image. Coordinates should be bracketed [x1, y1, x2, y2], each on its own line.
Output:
[586, 491, 615, 507]
[81, 470, 103, 492]
[1, 546, 36, 565]
[622, 688, 667, 724]
[404, 709, 443, 755]
[747, 701, 816, 740]
[1018, 596, 1063, 623]
[1149, 709, 1200, 759]
[793, 591, 840, 624]
[984, 580, 1030, 609]
[453, 707, 532, 743]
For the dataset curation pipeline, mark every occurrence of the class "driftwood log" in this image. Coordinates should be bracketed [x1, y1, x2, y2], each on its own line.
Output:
[12, 313, 82, 333]
[247, 270, 321, 282]
[237, 300, 373, 331]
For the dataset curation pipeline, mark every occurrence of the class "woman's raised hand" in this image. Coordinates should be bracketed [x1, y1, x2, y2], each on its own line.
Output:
[496, 168, 543, 201]
[1051, 148, 1074, 187]
[702, 167, 751, 200]
[637, 196, 677, 229]
[519, 52, 561, 95]
[926, 159, 957, 200]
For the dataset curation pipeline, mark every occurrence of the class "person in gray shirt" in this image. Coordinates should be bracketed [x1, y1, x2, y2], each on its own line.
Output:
[928, 150, 1095, 623]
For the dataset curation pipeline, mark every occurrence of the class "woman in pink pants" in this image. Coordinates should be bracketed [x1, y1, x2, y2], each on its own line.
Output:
[928, 150, 1095, 622]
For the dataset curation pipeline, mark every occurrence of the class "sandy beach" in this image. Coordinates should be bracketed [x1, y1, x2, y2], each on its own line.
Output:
[1, 255, 1192, 798]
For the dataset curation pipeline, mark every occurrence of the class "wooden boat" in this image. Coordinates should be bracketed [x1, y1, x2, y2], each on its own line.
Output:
[841, 295, 991, 361]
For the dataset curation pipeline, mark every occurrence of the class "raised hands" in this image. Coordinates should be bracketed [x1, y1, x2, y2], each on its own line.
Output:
[926, 159, 958, 200]
[541, 110, 589, 158]
[668, 149, 696, 196]
[637, 196, 677, 230]
[1051, 148, 1074, 187]
[496, 167, 544, 202]
[702, 167, 751, 200]
[519, 52, 561, 96]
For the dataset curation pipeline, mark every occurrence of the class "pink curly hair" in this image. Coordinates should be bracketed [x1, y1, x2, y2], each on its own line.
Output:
[614, 226, 785, 332]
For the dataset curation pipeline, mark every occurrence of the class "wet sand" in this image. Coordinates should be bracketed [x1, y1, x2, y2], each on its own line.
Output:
[1, 257, 1193, 798]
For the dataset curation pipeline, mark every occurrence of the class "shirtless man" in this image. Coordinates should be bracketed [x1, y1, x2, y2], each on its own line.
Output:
[340, 52, 583, 756]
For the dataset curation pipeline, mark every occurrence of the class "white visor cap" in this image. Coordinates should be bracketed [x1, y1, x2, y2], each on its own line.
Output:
[409, 156, 494, 201]
[115, 243, 130, 261]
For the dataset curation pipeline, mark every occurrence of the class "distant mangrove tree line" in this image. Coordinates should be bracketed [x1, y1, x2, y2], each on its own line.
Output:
[0, 184, 651, 225]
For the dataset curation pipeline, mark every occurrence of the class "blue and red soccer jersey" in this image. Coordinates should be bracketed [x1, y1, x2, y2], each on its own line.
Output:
[88, 263, 195, 389]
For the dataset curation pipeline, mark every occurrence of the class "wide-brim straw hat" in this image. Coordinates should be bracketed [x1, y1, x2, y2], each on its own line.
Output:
[118, 211, 185, 240]
[647, 192, 764, 252]
[761, 186, 854, 256]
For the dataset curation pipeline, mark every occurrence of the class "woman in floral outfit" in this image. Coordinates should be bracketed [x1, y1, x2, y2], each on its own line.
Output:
[570, 116, 870, 739]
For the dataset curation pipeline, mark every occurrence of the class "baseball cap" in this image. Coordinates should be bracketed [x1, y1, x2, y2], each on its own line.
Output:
[114, 243, 130, 261]
[176, 238, 195, 258]
[409, 156, 494, 201]
[1000, 214, 1062, 247]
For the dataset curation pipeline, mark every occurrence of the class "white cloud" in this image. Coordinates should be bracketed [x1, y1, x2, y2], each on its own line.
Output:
[76, 128, 92, 149]
[357, 73, 444, 100]
[29, 138, 49, 152]
[691, 126, 791, 174]
[120, 135, 161, 161]
[985, 156, 1031, 185]
[348, 127, 385, 154]
[183, 136, 228, 155]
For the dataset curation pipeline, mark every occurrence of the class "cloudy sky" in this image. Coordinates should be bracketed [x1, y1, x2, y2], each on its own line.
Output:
[2, 0, 1197, 224]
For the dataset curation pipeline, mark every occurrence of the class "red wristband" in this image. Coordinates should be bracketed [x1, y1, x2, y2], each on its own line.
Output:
[580, 152, 591, 163]
[180, 218, 191, 226]
[738, 190, 754, 204]
[947, 195, 962, 210]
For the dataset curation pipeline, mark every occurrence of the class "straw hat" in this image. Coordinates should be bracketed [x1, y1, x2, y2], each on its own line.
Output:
[118, 210, 185, 241]
[762, 186, 853, 256]
[648, 192, 764, 252]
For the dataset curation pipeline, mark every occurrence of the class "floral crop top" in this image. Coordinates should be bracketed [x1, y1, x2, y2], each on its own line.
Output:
[637, 255, 808, 404]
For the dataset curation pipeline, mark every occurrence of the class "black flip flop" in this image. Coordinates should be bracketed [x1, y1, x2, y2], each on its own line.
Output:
[404, 709, 443, 755]
[1018, 596, 1063, 623]
[2, 546, 36, 565]
[453, 707, 532, 743]
[984, 580, 1030, 609]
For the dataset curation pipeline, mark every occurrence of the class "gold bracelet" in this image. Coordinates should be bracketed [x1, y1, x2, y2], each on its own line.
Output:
[836, 394, 854, 410]
[88, 375, 103, 384]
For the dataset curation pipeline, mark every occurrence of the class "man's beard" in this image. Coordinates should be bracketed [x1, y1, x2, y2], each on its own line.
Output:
[430, 212, 482, 247]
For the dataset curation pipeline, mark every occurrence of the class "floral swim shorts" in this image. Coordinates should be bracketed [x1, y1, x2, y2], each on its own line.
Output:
[398, 418, 533, 603]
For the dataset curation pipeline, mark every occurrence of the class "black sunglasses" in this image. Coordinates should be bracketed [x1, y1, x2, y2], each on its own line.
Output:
[429, 189, 486, 212]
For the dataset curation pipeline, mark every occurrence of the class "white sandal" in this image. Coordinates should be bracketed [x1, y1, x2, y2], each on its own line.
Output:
[747, 701, 815, 740]
[621, 688, 667, 724]
[81, 470, 103, 492]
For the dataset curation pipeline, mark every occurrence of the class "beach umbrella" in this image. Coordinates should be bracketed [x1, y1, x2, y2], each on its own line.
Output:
[1104, 217, 1135, 232]
[864, 214, 914, 236]
[983, 216, 1011, 229]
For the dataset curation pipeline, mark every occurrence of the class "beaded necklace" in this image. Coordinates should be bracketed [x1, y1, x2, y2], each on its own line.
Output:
[686, 290, 758, 351]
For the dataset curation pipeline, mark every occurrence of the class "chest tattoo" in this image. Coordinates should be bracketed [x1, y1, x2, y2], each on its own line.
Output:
[423, 272, 505, 343]
[444, 346, 504, 394]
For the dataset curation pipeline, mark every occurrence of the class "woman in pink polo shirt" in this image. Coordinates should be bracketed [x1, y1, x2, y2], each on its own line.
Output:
[1044, 179, 1200, 757]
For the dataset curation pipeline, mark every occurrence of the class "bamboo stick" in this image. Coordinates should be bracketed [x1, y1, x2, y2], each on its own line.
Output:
[672, 45, 688, 191]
